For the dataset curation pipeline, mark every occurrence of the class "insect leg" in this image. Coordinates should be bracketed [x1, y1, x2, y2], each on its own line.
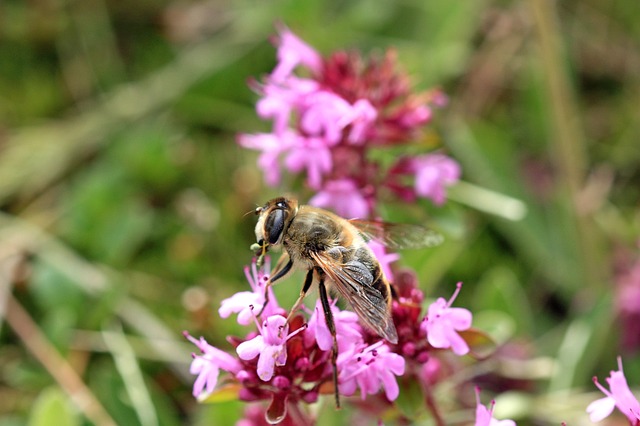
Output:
[284, 268, 314, 325]
[318, 270, 341, 409]
[256, 254, 293, 317]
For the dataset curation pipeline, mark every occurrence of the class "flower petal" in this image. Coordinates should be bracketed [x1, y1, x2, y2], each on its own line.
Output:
[586, 396, 616, 422]
[236, 336, 263, 361]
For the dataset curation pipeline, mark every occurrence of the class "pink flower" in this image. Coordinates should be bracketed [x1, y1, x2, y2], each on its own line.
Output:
[421, 282, 472, 356]
[412, 154, 460, 205]
[309, 178, 370, 219]
[184, 332, 242, 398]
[338, 341, 405, 401]
[397, 104, 432, 128]
[348, 99, 377, 144]
[284, 136, 333, 189]
[305, 299, 363, 352]
[475, 388, 516, 426]
[587, 357, 640, 423]
[237, 131, 297, 186]
[256, 77, 318, 135]
[270, 26, 322, 82]
[367, 240, 400, 283]
[236, 315, 304, 382]
[300, 90, 354, 145]
[219, 259, 279, 325]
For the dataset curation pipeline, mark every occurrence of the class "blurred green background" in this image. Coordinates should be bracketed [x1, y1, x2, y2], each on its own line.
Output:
[1, 0, 639, 424]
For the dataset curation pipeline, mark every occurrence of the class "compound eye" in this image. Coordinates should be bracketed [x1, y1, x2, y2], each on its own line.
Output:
[276, 201, 286, 209]
[265, 209, 285, 244]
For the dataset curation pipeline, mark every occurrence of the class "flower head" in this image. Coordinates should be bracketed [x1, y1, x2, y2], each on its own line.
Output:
[412, 154, 460, 205]
[236, 315, 302, 381]
[284, 136, 333, 190]
[587, 357, 640, 424]
[271, 25, 322, 82]
[421, 282, 472, 356]
[338, 341, 406, 401]
[184, 332, 242, 398]
[305, 299, 363, 353]
[388, 154, 460, 206]
[309, 178, 370, 219]
[239, 28, 452, 218]
[218, 258, 280, 325]
[237, 131, 297, 186]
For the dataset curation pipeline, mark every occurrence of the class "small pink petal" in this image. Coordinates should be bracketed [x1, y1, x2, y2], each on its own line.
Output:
[236, 336, 264, 361]
[586, 397, 616, 422]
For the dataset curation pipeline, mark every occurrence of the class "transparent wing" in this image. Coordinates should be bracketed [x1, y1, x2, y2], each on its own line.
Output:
[348, 219, 443, 249]
[309, 251, 398, 343]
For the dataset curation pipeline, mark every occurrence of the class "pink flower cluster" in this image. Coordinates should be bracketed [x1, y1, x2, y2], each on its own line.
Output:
[185, 252, 477, 424]
[238, 26, 460, 218]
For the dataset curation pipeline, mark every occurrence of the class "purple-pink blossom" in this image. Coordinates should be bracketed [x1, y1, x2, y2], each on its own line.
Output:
[412, 154, 460, 205]
[587, 357, 640, 424]
[218, 258, 280, 325]
[299, 90, 355, 145]
[475, 387, 516, 426]
[347, 99, 377, 144]
[367, 240, 400, 283]
[309, 178, 370, 219]
[236, 315, 304, 382]
[255, 77, 318, 135]
[338, 341, 405, 401]
[305, 299, 363, 353]
[237, 131, 297, 186]
[421, 282, 472, 356]
[239, 28, 453, 219]
[284, 136, 333, 189]
[270, 26, 322, 83]
[184, 332, 242, 398]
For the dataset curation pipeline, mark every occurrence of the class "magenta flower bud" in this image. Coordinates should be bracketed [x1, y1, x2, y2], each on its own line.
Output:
[236, 370, 251, 382]
[295, 357, 310, 370]
[416, 351, 430, 364]
[302, 390, 319, 404]
[273, 375, 291, 390]
[401, 342, 416, 357]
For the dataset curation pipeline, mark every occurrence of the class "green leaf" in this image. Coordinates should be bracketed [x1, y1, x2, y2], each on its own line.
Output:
[395, 376, 425, 420]
[198, 384, 242, 404]
[27, 387, 79, 426]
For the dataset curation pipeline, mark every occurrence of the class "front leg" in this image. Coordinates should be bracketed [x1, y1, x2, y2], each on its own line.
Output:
[284, 268, 315, 325]
[256, 253, 293, 317]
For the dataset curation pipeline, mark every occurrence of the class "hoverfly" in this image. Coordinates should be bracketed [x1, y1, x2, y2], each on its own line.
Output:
[251, 197, 442, 407]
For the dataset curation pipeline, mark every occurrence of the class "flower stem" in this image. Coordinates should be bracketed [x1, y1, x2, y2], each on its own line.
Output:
[423, 383, 445, 426]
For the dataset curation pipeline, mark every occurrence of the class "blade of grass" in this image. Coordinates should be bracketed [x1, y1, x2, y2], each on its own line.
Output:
[103, 324, 158, 426]
[0, 211, 191, 381]
[4, 293, 116, 426]
[528, 0, 606, 292]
